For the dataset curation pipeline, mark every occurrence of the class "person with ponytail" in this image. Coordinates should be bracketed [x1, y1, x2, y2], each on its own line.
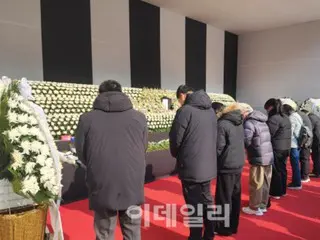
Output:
[264, 99, 291, 199]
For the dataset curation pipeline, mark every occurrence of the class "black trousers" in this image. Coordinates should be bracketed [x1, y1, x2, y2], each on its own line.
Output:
[270, 149, 289, 197]
[311, 145, 320, 176]
[300, 147, 311, 179]
[215, 173, 241, 235]
[181, 180, 215, 240]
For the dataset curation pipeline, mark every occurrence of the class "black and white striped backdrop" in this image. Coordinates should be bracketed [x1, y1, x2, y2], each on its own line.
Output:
[0, 0, 238, 98]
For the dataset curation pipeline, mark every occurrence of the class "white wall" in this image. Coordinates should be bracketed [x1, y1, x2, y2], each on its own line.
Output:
[160, 9, 185, 90]
[206, 25, 225, 93]
[237, 20, 320, 109]
[91, 0, 131, 87]
[0, 0, 225, 91]
[0, 0, 43, 80]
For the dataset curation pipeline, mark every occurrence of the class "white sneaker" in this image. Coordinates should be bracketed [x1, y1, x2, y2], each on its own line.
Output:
[259, 207, 267, 213]
[242, 207, 264, 216]
[270, 195, 281, 200]
[301, 178, 311, 183]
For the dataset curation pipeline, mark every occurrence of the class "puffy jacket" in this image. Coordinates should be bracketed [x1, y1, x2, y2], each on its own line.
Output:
[309, 113, 320, 148]
[75, 91, 148, 211]
[267, 113, 291, 151]
[244, 111, 274, 166]
[289, 112, 303, 148]
[169, 90, 217, 182]
[216, 105, 245, 174]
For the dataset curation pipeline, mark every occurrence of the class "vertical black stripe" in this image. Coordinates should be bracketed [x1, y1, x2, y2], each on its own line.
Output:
[41, 0, 93, 84]
[185, 18, 207, 91]
[224, 31, 238, 99]
[129, 0, 161, 88]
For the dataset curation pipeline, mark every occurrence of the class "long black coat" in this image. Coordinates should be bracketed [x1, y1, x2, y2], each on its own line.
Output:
[267, 112, 291, 151]
[217, 106, 245, 174]
[75, 91, 148, 211]
[169, 90, 217, 183]
[244, 111, 274, 166]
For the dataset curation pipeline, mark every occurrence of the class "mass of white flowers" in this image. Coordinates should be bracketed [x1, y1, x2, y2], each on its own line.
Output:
[28, 80, 236, 139]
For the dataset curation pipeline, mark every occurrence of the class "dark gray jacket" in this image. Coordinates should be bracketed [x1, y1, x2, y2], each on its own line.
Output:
[217, 107, 245, 173]
[309, 113, 320, 148]
[169, 90, 217, 183]
[244, 111, 274, 166]
[75, 91, 148, 211]
[267, 112, 292, 151]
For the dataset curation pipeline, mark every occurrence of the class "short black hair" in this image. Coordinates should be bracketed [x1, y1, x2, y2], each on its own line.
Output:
[99, 80, 122, 93]
[264, 98, 284, 116]
[176, 85, 193, 99]
[212, 102, 225, 113]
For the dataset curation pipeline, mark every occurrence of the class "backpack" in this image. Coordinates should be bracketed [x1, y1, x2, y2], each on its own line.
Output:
[299, 125, 313, 148]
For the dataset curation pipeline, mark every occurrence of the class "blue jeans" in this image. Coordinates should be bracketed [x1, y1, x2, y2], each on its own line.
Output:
[290, 148, 301, 186]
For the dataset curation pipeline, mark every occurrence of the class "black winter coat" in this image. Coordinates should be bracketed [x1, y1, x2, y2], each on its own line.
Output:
[75, 91, 148, 211]
[217, 108, 245, 174]
[267, 113, 291, 151]
[309, 113, 320, 148]
[244, 111, 274, 166]
[169, 90, 217, 183]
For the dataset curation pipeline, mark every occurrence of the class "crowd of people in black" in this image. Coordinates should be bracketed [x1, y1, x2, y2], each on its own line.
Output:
[76, 80, 320, 240]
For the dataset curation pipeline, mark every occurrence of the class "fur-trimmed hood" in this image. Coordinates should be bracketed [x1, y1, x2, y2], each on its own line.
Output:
[219, 103, 243, 126]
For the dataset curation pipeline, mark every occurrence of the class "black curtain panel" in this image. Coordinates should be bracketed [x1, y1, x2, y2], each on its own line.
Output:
[185, 18, 207, 91]
[129, 0, 161, 89]
[224, 31, 238, 99]
[41, 0, 93, 84]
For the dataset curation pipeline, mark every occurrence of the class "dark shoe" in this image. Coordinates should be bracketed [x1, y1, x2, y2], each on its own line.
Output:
[309, 173, 320, 178]
[287, 183, 302, 190]
[216, 229, 233, 236]
[232, 229, 238, 234]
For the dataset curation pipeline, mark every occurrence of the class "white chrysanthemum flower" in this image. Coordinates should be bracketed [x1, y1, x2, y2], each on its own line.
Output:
[7, 128, 20, 142]
[28, 127, 39, 136]
[22, 176, 40, 195]
[25, 162, 36, 174]
[11, 150, 24, 170]
[40, 166, 55, 179]
[8, 99, 19, 109]
[40, 144, 50, 156]
[21, 141, 31, 155]
[18, 114, 29, 124]
[7, 111, 18, 123]
[18, 125, 30, 136]
[28, 115, 38, 125]
[36, 154, 47, 166]
[46, 158, 54, 167]
[30, 141, 43, 153]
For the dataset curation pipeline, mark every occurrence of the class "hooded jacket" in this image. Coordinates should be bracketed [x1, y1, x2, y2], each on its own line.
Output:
[288, 112, 303, 148]
[217, 105, 245, 174]
[75, 91, 148, 211]
[244, 111, 274, 166]
[267, 111, 292, 151]
[169, 90, 217, 182]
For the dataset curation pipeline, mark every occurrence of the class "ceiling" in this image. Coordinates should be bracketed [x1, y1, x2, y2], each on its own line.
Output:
[143, 0, 320, 34]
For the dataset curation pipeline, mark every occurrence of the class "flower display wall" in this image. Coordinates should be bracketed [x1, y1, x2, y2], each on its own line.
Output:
[29, 81, 235, 139]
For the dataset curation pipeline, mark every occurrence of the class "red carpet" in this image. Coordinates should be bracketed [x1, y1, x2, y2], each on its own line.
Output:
[54, 162, 320, 240]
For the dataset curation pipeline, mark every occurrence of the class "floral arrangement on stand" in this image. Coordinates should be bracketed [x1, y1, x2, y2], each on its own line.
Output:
[0, 77, 63, 240]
